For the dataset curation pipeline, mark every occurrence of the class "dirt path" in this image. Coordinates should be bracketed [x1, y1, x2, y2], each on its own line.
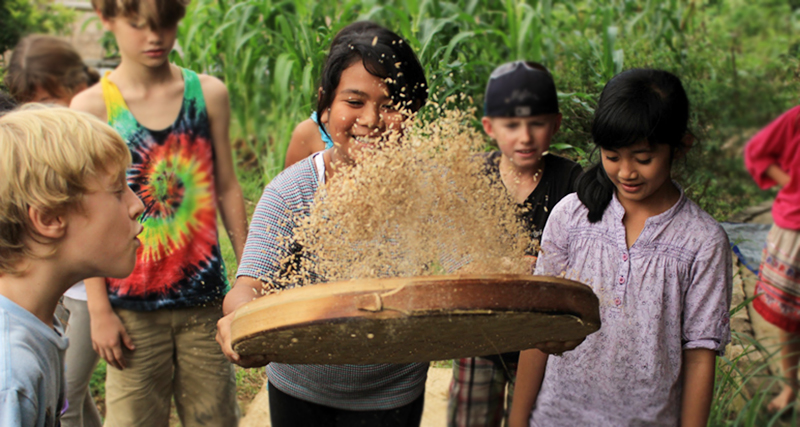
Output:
[240, 366, 451, 426]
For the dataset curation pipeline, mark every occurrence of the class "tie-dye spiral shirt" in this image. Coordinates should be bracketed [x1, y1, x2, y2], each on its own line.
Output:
[101, 68, 228, 311]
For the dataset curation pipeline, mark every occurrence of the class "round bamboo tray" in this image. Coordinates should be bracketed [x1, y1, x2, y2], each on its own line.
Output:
[231, 274, 600, 364]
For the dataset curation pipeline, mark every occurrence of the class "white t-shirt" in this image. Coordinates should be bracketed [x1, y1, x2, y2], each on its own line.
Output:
[62, 281, 86, 301]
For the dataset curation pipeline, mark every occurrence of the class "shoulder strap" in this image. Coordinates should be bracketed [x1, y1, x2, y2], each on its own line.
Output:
[101, 71, 125, 123]
[100, 72, 139, 139]
[180, 67, 207, 113]
[314, 152, 326, 184]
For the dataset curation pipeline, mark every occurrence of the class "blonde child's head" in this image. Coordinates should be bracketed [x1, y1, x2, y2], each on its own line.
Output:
[0, 105, 133, 274]
[4, 35, 100, 105]
[93, 0, 189, 29]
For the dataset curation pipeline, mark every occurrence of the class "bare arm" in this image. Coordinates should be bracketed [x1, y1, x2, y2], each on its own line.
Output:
[766, 164, 791, 188]
[85, 277, 134, 370]
[285, 119, 325, 169]
[680, 348, 716, 427]
[69, 83, 107, 122]
[509, 348, 549, 427]
[215, 275, 269, 367]
[201, 75, 248, 263]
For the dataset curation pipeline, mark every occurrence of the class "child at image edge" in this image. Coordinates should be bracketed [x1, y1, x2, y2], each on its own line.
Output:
[744, 106, 800, 413]
[448, 61, 582, 427]
[5, 34, 105, 427]
[70, 0, 248, 425]
[509, 69, 732, 427]
[0, 106, 144, 427]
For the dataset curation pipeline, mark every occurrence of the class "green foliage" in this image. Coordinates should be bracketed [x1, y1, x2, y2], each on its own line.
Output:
[80, 17, 121, 60]
[711, 332, 789, 427]
[172, 0, 796, 219]
[0, 0, 76, 60]
[89, 359, 107, 401]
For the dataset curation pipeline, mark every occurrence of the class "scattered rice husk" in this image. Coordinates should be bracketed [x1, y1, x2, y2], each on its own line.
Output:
[266, 106, 534, 292]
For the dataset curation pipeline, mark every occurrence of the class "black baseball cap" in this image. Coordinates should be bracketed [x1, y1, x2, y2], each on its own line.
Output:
[484, 61, 559, 117]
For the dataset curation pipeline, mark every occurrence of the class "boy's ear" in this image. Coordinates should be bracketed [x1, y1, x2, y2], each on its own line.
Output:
[481, 117, 495, 139]
[552, 113, 563, 134]
[28, 206, 68, 240]
[675, 133, 695, 159]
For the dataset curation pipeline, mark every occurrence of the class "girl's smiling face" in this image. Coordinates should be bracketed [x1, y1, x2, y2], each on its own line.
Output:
[325, 60, 404, 165]
[601, 140, 679, 213]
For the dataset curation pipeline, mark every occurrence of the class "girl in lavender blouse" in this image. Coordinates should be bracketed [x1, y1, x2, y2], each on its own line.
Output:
[508, 69, 732, 427]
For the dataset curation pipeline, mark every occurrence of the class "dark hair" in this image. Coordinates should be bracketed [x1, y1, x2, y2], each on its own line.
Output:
[315, 21, 428, 127]
[0, 92, 16, 113]
[4, 35, 99, 103]
[92, 0, 188, 29]
[576, 69, 690, 222]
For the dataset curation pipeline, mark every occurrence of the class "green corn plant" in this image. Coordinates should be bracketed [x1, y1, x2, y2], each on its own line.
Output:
[167, 0, 798, 223]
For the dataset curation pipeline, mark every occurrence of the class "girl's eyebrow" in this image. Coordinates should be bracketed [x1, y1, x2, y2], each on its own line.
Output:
[340, 88, 391, 100]
[340, 89, 368, 97]
[632, 147, 654, 154]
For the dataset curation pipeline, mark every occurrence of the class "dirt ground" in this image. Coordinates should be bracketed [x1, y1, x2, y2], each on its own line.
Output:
[239, 366, 452, 426]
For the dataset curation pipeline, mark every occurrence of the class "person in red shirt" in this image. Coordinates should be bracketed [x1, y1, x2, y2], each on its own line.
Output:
[745, 106, 800, 413]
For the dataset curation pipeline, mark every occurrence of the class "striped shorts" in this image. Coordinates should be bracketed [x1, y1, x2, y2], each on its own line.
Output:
[753, 224, 800, 333]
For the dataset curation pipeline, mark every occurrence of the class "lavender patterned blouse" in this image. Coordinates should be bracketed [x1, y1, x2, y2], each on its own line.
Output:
[530, 191, 732, 427]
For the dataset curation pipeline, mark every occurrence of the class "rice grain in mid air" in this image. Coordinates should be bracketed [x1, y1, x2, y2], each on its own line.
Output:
[265, 107, 534, 293]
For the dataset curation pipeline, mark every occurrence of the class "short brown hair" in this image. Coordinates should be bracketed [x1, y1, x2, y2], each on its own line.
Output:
[4, 35, 100, 104]
[0, 105, 131, 274]
[92, 0, 189, 29]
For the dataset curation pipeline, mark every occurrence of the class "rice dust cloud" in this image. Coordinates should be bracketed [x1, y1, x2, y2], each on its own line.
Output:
[266, 106, 534, 292]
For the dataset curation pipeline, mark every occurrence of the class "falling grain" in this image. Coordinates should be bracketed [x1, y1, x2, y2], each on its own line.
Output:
[264, 108, 533, 291]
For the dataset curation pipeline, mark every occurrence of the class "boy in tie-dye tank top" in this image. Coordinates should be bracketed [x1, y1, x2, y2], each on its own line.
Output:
[70, 1, 248, 426]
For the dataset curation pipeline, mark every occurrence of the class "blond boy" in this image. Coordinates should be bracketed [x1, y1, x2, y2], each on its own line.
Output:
[70, 0, 247, 425]
[0, 106, 143, 427]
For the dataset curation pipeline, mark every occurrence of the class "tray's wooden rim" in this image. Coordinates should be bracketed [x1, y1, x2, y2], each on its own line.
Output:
[234, 274, 592, 316]
[231, 274, 600, 351]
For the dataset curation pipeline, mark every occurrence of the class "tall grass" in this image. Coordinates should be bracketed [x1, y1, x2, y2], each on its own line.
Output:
[712, 332, 792, 427]
[173, 0, 798, 214]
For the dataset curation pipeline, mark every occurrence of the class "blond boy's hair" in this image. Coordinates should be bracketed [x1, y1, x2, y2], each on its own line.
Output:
[92, 0, 189, 29]
[0, 105, 132, 274]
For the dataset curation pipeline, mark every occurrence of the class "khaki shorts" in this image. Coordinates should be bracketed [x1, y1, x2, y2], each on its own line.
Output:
[104, 303, 239, 427]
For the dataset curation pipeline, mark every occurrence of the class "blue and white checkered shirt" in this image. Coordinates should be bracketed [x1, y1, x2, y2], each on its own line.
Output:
[237, 154, 428, 410]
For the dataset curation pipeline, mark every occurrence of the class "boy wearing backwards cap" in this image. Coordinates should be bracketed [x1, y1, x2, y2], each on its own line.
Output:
[0, 106, 144, 427]
[448, 61, 582, 427]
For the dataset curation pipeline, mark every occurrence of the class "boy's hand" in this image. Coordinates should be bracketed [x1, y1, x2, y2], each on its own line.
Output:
[216, 312, 269, 368]
[90, 310, 135, 370]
